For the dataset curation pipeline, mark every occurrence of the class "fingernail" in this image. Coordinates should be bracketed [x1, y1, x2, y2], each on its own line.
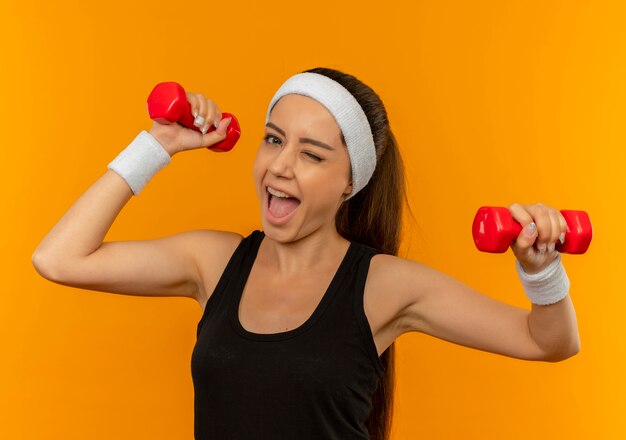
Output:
[548, 243, 555, 252]
[201, 125, 208, 135]
[559, 232, 565, 244]
[214, 119, 220, 129]
[193, 110, 198, 118]
[525, 222, 536, 236]
[225, 117, 232, 128]
[194, 115, 205, 127]
[539, 244, 547, 254]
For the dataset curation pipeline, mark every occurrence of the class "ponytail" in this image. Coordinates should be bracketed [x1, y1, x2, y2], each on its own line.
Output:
[305, 67, 417, 440]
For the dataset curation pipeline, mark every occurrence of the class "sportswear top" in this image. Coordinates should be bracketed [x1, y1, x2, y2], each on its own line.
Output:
[191, 229, 385, 439]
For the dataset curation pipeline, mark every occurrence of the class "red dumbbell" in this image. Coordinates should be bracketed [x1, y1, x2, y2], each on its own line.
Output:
[472, 206, 593, 254]
[146, 81, 241, 152]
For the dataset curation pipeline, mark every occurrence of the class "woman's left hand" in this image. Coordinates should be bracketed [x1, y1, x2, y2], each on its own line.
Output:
[508, 203, 568, 275]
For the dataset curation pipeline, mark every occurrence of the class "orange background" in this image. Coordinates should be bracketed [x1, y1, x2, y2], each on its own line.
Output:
[1, 0, 622, 438]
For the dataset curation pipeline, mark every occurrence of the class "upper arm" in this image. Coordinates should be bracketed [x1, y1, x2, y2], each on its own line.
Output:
[389, 256, 553, 361]
[34, 229, 242, 303]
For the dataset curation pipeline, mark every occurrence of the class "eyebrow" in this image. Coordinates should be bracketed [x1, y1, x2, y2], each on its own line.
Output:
[265, 122, 336, 151]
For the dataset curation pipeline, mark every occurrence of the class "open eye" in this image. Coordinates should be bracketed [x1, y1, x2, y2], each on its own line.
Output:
[263, 134, 281, 144]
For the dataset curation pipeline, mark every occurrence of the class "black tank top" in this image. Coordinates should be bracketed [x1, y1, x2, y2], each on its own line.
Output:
[191, 229, 385, 439]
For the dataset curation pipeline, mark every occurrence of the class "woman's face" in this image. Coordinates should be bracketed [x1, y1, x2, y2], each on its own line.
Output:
[253, 94, 353, 237]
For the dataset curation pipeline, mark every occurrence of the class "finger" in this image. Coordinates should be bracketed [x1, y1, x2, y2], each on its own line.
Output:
[207, 100, 222, 131]
[205, 99, 222, 132]
[508, 203, 537, 249]
[194, 93, 208, 129]
[214, 116, 232, 136]
[186, 92, 199, 119]
[547, 209, 561, 252]
[200, 125, 228, 147]
[508, 203, 534, 226]
[528, 204, 552, 254]
[200, 100, 221, 135]
[557, 212, 567, 244]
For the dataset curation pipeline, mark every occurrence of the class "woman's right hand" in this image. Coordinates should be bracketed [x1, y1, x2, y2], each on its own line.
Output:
[149, 91, 233, 156]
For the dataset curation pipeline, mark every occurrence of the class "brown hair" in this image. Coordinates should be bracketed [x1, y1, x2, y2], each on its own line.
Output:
[302, 66, 415, 440]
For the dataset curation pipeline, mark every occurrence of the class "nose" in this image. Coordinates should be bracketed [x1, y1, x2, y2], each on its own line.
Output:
[267, 143, 296, 178]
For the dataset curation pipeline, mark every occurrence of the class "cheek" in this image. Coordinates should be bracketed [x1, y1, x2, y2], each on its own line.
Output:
[253, 146, 270, 169]
[307, 176, 347, 208]
[252, 148, 266, 176]
[252, 150, 272, 195]
[252, 158, 262, 193]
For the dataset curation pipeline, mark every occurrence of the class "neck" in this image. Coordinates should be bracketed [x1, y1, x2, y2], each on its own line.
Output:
[259, 226, 350, 278]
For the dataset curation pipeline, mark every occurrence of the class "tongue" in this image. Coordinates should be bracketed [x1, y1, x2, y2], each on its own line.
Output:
[269, 196, 300, 218]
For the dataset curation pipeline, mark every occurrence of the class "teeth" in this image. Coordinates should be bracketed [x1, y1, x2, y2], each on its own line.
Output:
[268, 186, 294, 199]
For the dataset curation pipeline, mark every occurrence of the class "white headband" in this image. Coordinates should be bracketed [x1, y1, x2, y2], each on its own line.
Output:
[265, 72, 377, 201]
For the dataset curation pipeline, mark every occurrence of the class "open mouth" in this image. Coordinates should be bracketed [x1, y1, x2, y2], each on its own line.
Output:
[266, 186, 301, 219]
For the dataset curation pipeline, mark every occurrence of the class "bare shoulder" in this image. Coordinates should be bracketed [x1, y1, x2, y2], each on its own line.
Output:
[185, 229, 244, 308]
[365, 253, 435, 337]
[367, 253, 429, 308]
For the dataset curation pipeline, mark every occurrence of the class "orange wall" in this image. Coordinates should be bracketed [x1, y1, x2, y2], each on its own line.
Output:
[1, 0, 621, 438]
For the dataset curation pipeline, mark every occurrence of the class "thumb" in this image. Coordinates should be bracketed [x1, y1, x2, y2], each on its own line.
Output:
[516, 221, 538, 249]
[201, 117, 231, 147]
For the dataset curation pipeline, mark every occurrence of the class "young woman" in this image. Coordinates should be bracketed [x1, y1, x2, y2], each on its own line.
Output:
[32, 67, 580, 440]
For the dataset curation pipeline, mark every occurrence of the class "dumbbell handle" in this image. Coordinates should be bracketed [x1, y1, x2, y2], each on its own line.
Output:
[146, 81, 241, 152]
[472, 206, 593, 254]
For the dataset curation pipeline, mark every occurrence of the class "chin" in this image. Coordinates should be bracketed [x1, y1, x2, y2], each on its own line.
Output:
[261, 226, 299, 245]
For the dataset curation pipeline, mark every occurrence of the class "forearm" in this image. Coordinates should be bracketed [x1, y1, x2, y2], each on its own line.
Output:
[33, 130, 174, 269]
[33, 169, 134, 263]
[527, 294, 580, 361]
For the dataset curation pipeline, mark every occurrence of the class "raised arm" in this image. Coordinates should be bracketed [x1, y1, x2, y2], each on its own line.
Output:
[32, 91, 236, 303]
[32, 167, 202, 300]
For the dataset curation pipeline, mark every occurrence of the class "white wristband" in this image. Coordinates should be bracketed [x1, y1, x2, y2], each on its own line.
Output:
[107, 130, 171, 195]
[515, 253, 570, 305]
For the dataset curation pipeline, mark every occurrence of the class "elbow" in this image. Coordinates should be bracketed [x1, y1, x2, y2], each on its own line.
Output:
[543, 341, 581, 363]
[545, 351, 580, 363]
[32, 252, 64, 282]
[565, 337, 582, 360]
[32, 251, 47, 277]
